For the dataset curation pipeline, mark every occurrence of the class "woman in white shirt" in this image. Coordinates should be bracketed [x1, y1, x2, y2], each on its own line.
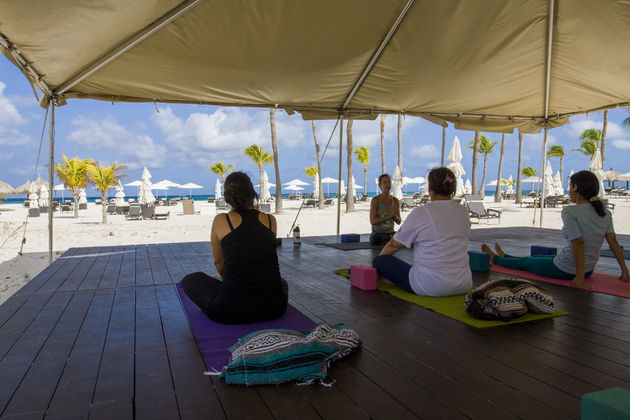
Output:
[372, 167, 472, 297]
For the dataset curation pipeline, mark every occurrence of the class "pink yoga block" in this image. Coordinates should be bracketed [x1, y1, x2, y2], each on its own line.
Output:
[350, 265, 377, 291]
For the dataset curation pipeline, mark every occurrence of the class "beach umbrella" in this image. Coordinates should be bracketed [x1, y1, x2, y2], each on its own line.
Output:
[464, 179, 472, 195]
[313, 173, 319, 197]
[39, 184, 49, 207]
[321, 176, 338, 196]
[446, 136, 466, 196]
[28, 191, 39, 207]
[284, 179, 310, 187]
[53, 183, 67, 201]
[522, 176, 541, 192]
[339, 180, 346, 195]
[30, 176, 49, 192]
[115, 183, 126, 206]
[152, 179, 180, 200]
[14, 181, 32, 195]
[260, 171, 271, 201]
[543, 160, 555, 198]
[139, 167, 156, 204]
[605, 169, 624, 187]
[0, 181, 14, 195]
[589, 150, 606, 198]
[79, 187, 88, 204]
[505, 175, 514, 196]
[179, 182, 203, 198]
[284, 185, 304, 195]
[348, 175, 358, 197]
[124, 179, 142, 197]
[392, 166, 403, 200]
[214, 179, 222, 199]
[553, 171, 563, 196]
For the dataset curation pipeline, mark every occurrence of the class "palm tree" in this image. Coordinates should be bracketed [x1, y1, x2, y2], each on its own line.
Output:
[522, 166, 538, 192]
[516, 129, 524, 204]
[354, 146, 370, 196]
[546, 145, 565, 187]
[209, 162, 233, 183]
[624, 116, 630, 128]
[471, 131, 480, 194]
[380, 114, 386, 173]
[467, 134, 496, 196]
[494, 133, 506, 203]
[397, 114, 402, 175]
[579, 128, 602, 152]
[270, 108, 283, 213]
[87, 162, 127, 224]
[601, 110, 608, 168]
[54, 155, 94, 218]
[346, 120, 355, 212]
[304, 166, 318, 193]
[572, 139, 598, 157]
[312, 121, 324, 209]
[243, 144, 273, 193]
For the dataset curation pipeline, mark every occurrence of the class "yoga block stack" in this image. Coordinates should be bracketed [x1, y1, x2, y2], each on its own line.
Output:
[341, 234, 360, 243]
[350, 265, 377, 291]
[531, 245, 557, 256]
[581, 387, 630, 419]
[468, 250, 490, 272]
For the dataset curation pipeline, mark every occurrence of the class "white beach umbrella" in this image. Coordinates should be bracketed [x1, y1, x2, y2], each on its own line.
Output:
[215, 179, 222, 199]
[553, 171, 563, 196]
[115, 183, 126, 206]
[285, 185, 304, 194]
[179, 182, 203, 198]
[506, 175, 514, 195]
[53, 183, 67, 201]
[589, 150, 606, 197]
[28, 191, 39, 207]
[339, 180, 346, 195]
[78, 187, 88, 204]
[284, 179, 310, 187]
[446, 136, 466, 196]
[124, 180, 142, 187]
[522, 176, 541, 191]
[348, 175, 359, 197]
[39, 184, 49, 207]
[392, 166, 403, 200]
[260, 171, 271, 201]
[464, 178, 472, 195]
[543, 160, 555, 198]
[139, 167, 156, 204]
[321, 176, 338, 195]
[313, 173, 319, 197]
[152, 179, 180, 200]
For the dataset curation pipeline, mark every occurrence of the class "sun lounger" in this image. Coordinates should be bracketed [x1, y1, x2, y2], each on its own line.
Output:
[154, 210, 170, 220]
[106, 204, 117, 214]
[323, 198, 334, 206]
[141, 205, 155, 220]
[125, 205, 141, 220]
[401, 197, 416, 211]
[182, 199, 195, 215]
[466, 201, 501, 223]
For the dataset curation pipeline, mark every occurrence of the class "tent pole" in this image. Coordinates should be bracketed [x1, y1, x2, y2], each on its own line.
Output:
[539, 127, 548, 227]
[48, 99, 55, 265]
[336, 116, 344, 236]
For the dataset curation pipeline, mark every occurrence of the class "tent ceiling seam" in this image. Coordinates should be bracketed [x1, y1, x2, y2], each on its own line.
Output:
[341, 0, 414, 110]
[0, 33, 51, 95]
[55, 0, 202, 95]
[543, 0, 555, 121]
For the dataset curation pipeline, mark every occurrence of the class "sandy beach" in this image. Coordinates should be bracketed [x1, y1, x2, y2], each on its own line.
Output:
[1, 196, 629, 304]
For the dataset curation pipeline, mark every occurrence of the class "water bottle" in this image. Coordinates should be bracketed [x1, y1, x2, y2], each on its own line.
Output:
[293, 225, 301, 247]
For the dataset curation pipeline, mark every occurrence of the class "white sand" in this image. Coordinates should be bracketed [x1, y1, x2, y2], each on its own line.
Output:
[1, 197, 629, 304]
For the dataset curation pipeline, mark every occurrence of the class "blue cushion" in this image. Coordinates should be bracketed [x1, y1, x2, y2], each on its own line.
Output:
[341, 234, 360, 243]
[468, 250, 490, 272]
[582, 388, 630, 420]
[531, 245, 557, 256]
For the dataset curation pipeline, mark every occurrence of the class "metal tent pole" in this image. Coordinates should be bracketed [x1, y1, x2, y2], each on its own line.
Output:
[48, 100, 55, 264]
[336, 116, 344, 236]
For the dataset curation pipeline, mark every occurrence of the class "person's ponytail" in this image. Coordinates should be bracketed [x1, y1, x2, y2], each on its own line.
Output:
[570, 171, 607, 217]
[590, 197, 606, 217]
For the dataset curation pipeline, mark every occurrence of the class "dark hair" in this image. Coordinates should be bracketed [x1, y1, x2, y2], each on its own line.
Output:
[428, 167, 456, 198]
[570, 170, 606, 217]
[223, 171, 258, 210]
[378, 173, 391, 188]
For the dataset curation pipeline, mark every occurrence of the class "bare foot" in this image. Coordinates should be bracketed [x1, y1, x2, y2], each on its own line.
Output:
[481, 244, 496, 259]
[571, 279, 592, 290]
[494, 243, 505, 257]
[377, 275, 395, 286]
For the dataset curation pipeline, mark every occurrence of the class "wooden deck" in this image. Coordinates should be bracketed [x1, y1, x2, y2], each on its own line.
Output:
[1, 227, 629, 419]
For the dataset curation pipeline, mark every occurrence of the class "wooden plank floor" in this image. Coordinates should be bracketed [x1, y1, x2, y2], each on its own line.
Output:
[1, 227, 629, 419]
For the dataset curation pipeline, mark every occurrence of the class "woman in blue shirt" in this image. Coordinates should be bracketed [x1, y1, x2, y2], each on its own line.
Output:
[481, 171, 629, 289]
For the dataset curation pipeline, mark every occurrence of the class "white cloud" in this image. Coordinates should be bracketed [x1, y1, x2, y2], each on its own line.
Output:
[0, 81, 32, 146]
[612, 139, 630, 150]
[523, 132, 557, 151]
[425, 161, 439, 169]
[409, 144, 439, 159]
[566, 117, 628, 139]
[0, 152, 14, 161]
[66, 114, 167, 169]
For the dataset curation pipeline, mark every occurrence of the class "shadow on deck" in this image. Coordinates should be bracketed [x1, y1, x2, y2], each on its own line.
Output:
[0, 227, 629, 419]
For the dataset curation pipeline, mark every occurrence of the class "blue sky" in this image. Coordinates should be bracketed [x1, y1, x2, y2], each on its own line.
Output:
[1, 57, 629, 196]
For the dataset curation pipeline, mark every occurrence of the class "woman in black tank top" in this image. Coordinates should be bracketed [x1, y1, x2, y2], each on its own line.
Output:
[181, 172, 287, 324]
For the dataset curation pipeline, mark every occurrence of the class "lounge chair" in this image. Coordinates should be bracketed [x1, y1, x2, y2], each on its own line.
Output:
[182, 199, 196, 215]
[416, 195, 430, 206]
[401, 197, 417, 211]
[467, 201, 501, 223]
[60, 204, 71, 212]
[154, 210, 170, 220]
[126, 205, 141, 220]
[106, 204, 117, 214]
[215, 198, 228, 212]
[303, 199, 316, 208]
[323, 198, 334, 206]
[141, 205, 155, 220]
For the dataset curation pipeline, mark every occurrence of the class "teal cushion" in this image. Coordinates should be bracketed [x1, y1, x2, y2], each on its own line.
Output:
[582, 388, 630, 420]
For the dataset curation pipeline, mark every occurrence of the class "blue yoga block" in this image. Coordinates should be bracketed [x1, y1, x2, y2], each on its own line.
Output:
[531, 245, 558, 256]
[468, 250, 490, 272]
[341, 234, 360, 243]
[582, 387, 630, 420]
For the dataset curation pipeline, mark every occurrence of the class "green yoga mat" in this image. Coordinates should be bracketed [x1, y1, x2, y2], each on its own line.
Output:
[334, 269, 568, 328]
[600, 248, 630, 260]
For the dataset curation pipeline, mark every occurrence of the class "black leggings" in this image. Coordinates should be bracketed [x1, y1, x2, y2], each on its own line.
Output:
[181, 272, 288, 324]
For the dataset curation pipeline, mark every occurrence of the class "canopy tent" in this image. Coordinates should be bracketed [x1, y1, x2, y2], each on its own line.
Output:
[4, 0, 630, 261]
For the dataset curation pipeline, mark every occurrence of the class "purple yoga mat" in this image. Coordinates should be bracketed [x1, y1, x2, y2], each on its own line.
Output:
[176, 283, 317, 371]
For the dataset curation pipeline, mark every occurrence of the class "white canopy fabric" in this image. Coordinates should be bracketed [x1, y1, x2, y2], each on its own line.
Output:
[3, 1, 630, 132]
[589, 149, 606, 198]
[214, 179, 222, 200]
[446, 136, 465, 197]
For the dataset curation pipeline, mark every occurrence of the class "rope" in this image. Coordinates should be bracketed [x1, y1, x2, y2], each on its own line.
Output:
[319, 116, 341, 164]
[16, 104, 50, 255]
